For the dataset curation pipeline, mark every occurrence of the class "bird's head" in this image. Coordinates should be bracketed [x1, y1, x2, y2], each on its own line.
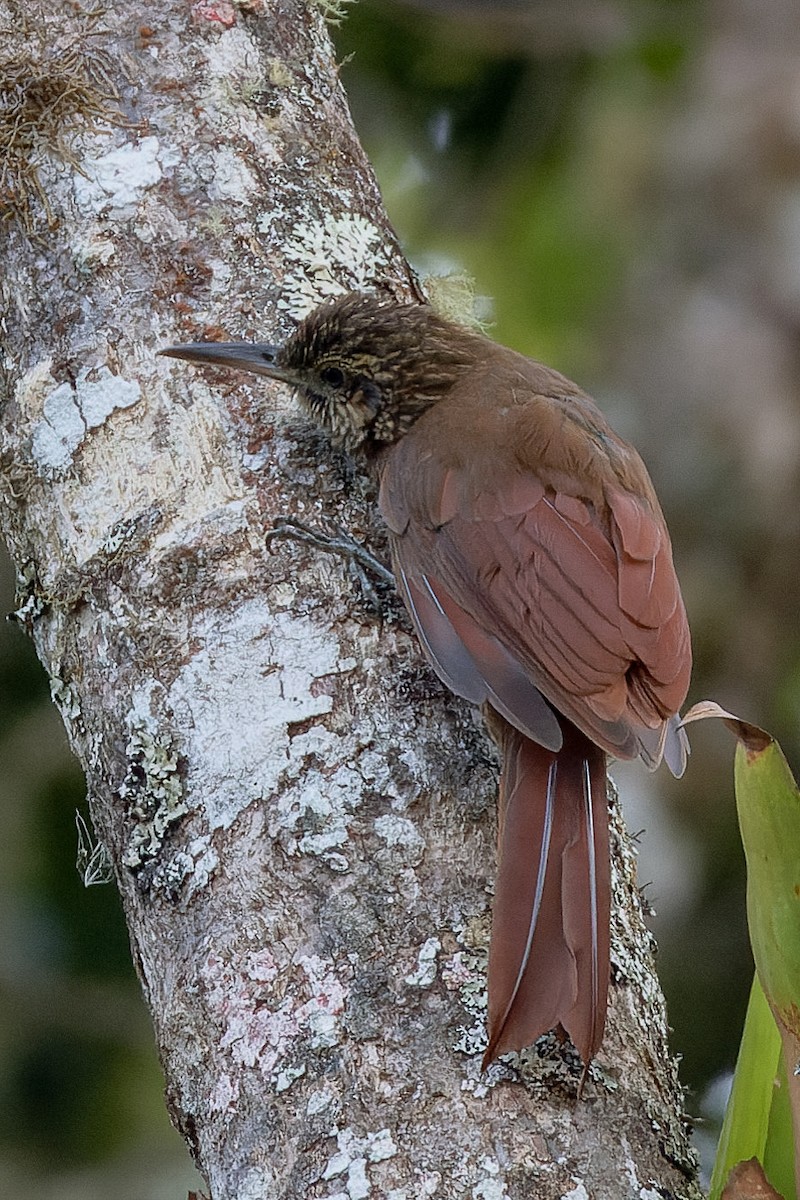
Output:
[160, 292, 481, 455]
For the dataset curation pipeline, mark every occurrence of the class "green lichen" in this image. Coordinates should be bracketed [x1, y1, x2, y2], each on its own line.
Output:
[444, 918, 491, 1058]
[75, 810, 112, 887]
[422, 271, 491, 332]
[312, 0, 357, 26]
[120, 720, 187, 869]
[267, 58, 293, 89]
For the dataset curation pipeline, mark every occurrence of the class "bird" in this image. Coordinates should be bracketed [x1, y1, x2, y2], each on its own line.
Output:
[160, 291, 692, 1069]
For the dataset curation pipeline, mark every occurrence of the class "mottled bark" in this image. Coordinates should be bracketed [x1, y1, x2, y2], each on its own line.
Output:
[0, 2, 699, 1197]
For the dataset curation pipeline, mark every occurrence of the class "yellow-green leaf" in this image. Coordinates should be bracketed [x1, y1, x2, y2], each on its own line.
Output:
[732, 732, 800, 1039]
[684, 702, 800, 1198]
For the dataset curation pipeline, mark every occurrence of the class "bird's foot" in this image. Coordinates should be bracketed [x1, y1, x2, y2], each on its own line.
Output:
[265, 517, 395, 612]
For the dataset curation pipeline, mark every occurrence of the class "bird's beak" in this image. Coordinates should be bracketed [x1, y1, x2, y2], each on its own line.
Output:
[158, 341, 292, 382]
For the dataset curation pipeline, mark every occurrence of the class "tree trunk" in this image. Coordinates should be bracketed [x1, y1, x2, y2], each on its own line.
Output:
[0, 1, 700, 1196]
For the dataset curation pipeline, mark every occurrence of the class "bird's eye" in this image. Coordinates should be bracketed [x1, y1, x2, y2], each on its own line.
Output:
[320, 365, 345, 389]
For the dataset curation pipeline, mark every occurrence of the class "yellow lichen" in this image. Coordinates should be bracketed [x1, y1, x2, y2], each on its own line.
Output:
[312, 0, 357, 26]
[267, 58, 293, 89]
[422, 271, 491, 332]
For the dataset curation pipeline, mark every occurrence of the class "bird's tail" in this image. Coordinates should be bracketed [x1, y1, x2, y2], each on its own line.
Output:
[483, 713, 610, 1068]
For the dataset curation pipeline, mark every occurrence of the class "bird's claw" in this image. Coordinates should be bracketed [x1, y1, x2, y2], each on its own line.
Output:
[265, 518, 395, 611]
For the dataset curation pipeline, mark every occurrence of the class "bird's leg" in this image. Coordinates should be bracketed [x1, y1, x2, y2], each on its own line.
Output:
[265, 517, 394, 584]
[265, 517, 395, 612]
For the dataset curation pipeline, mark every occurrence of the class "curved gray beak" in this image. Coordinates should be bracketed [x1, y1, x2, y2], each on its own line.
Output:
[158, 341, 290, 380]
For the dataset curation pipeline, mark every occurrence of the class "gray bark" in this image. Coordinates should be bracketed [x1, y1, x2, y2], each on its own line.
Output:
[0, 1, 700, 1196]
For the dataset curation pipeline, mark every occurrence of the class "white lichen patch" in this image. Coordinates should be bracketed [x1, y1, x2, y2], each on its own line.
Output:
[72, 134, 176, 216]
[168, 600, 347, 829]
[453, 1019, 489, 1060]
[306, 1087, 337, 1116]
[207, 145, 259, 202]
[201, 947, 346, 1084]
[617, 1137, 671, 1200]
[192, 23, 285, 156]
[561, 1183, 589, 1200]
[323, 1127, 399, 1200]
[374, 812, 425, 857]
[442, 930, 490, 1058]
[443, 930, 489, 1014]
[275, 1062, 306, 1093]
[268, 212, 392, 318]
[286, 763, 359, 861]
[404, 937, 441, 988]
[210, 1071, 239, 1113]
[269, 720, 405, 869]
[298, 824, 349, 856]
[235, 1166, 275, 1200]
[30, 366, 141, 478]
[49, 674, 82, 722]
[185, 834, 219, 889]
[365, 1129, 397, 1164]
[473, 1157, 509, 1200]
[73, 232, 117, 272]
[200, 22, 260, 92]
[386, 1174, 442, 1200]
[120, 718, 188, 869]
[20, 370, 248, 585]
[297, 954, 346, 1049]
[153, 834, 220, 898]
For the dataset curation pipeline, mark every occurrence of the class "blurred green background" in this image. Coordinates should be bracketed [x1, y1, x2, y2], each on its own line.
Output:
[3, 0, 800, 1193]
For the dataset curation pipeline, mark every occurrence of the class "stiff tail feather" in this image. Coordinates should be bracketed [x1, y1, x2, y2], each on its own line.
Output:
[483, 714, 610, 1067]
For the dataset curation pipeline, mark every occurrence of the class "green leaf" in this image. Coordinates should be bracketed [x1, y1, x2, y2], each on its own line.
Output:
[685, 703, 800, 1197]
[709, 975, 782, 1200]
[764, 1047, 796, 1200]
[733, 733, 800, 1041]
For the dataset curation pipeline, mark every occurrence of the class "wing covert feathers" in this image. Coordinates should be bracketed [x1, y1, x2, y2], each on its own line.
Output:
[379, 395, 691, 771]
[483, 716, 610, 1066]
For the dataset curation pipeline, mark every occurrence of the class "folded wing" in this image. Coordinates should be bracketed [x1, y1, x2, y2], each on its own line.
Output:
[379, 396, 691, 772]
